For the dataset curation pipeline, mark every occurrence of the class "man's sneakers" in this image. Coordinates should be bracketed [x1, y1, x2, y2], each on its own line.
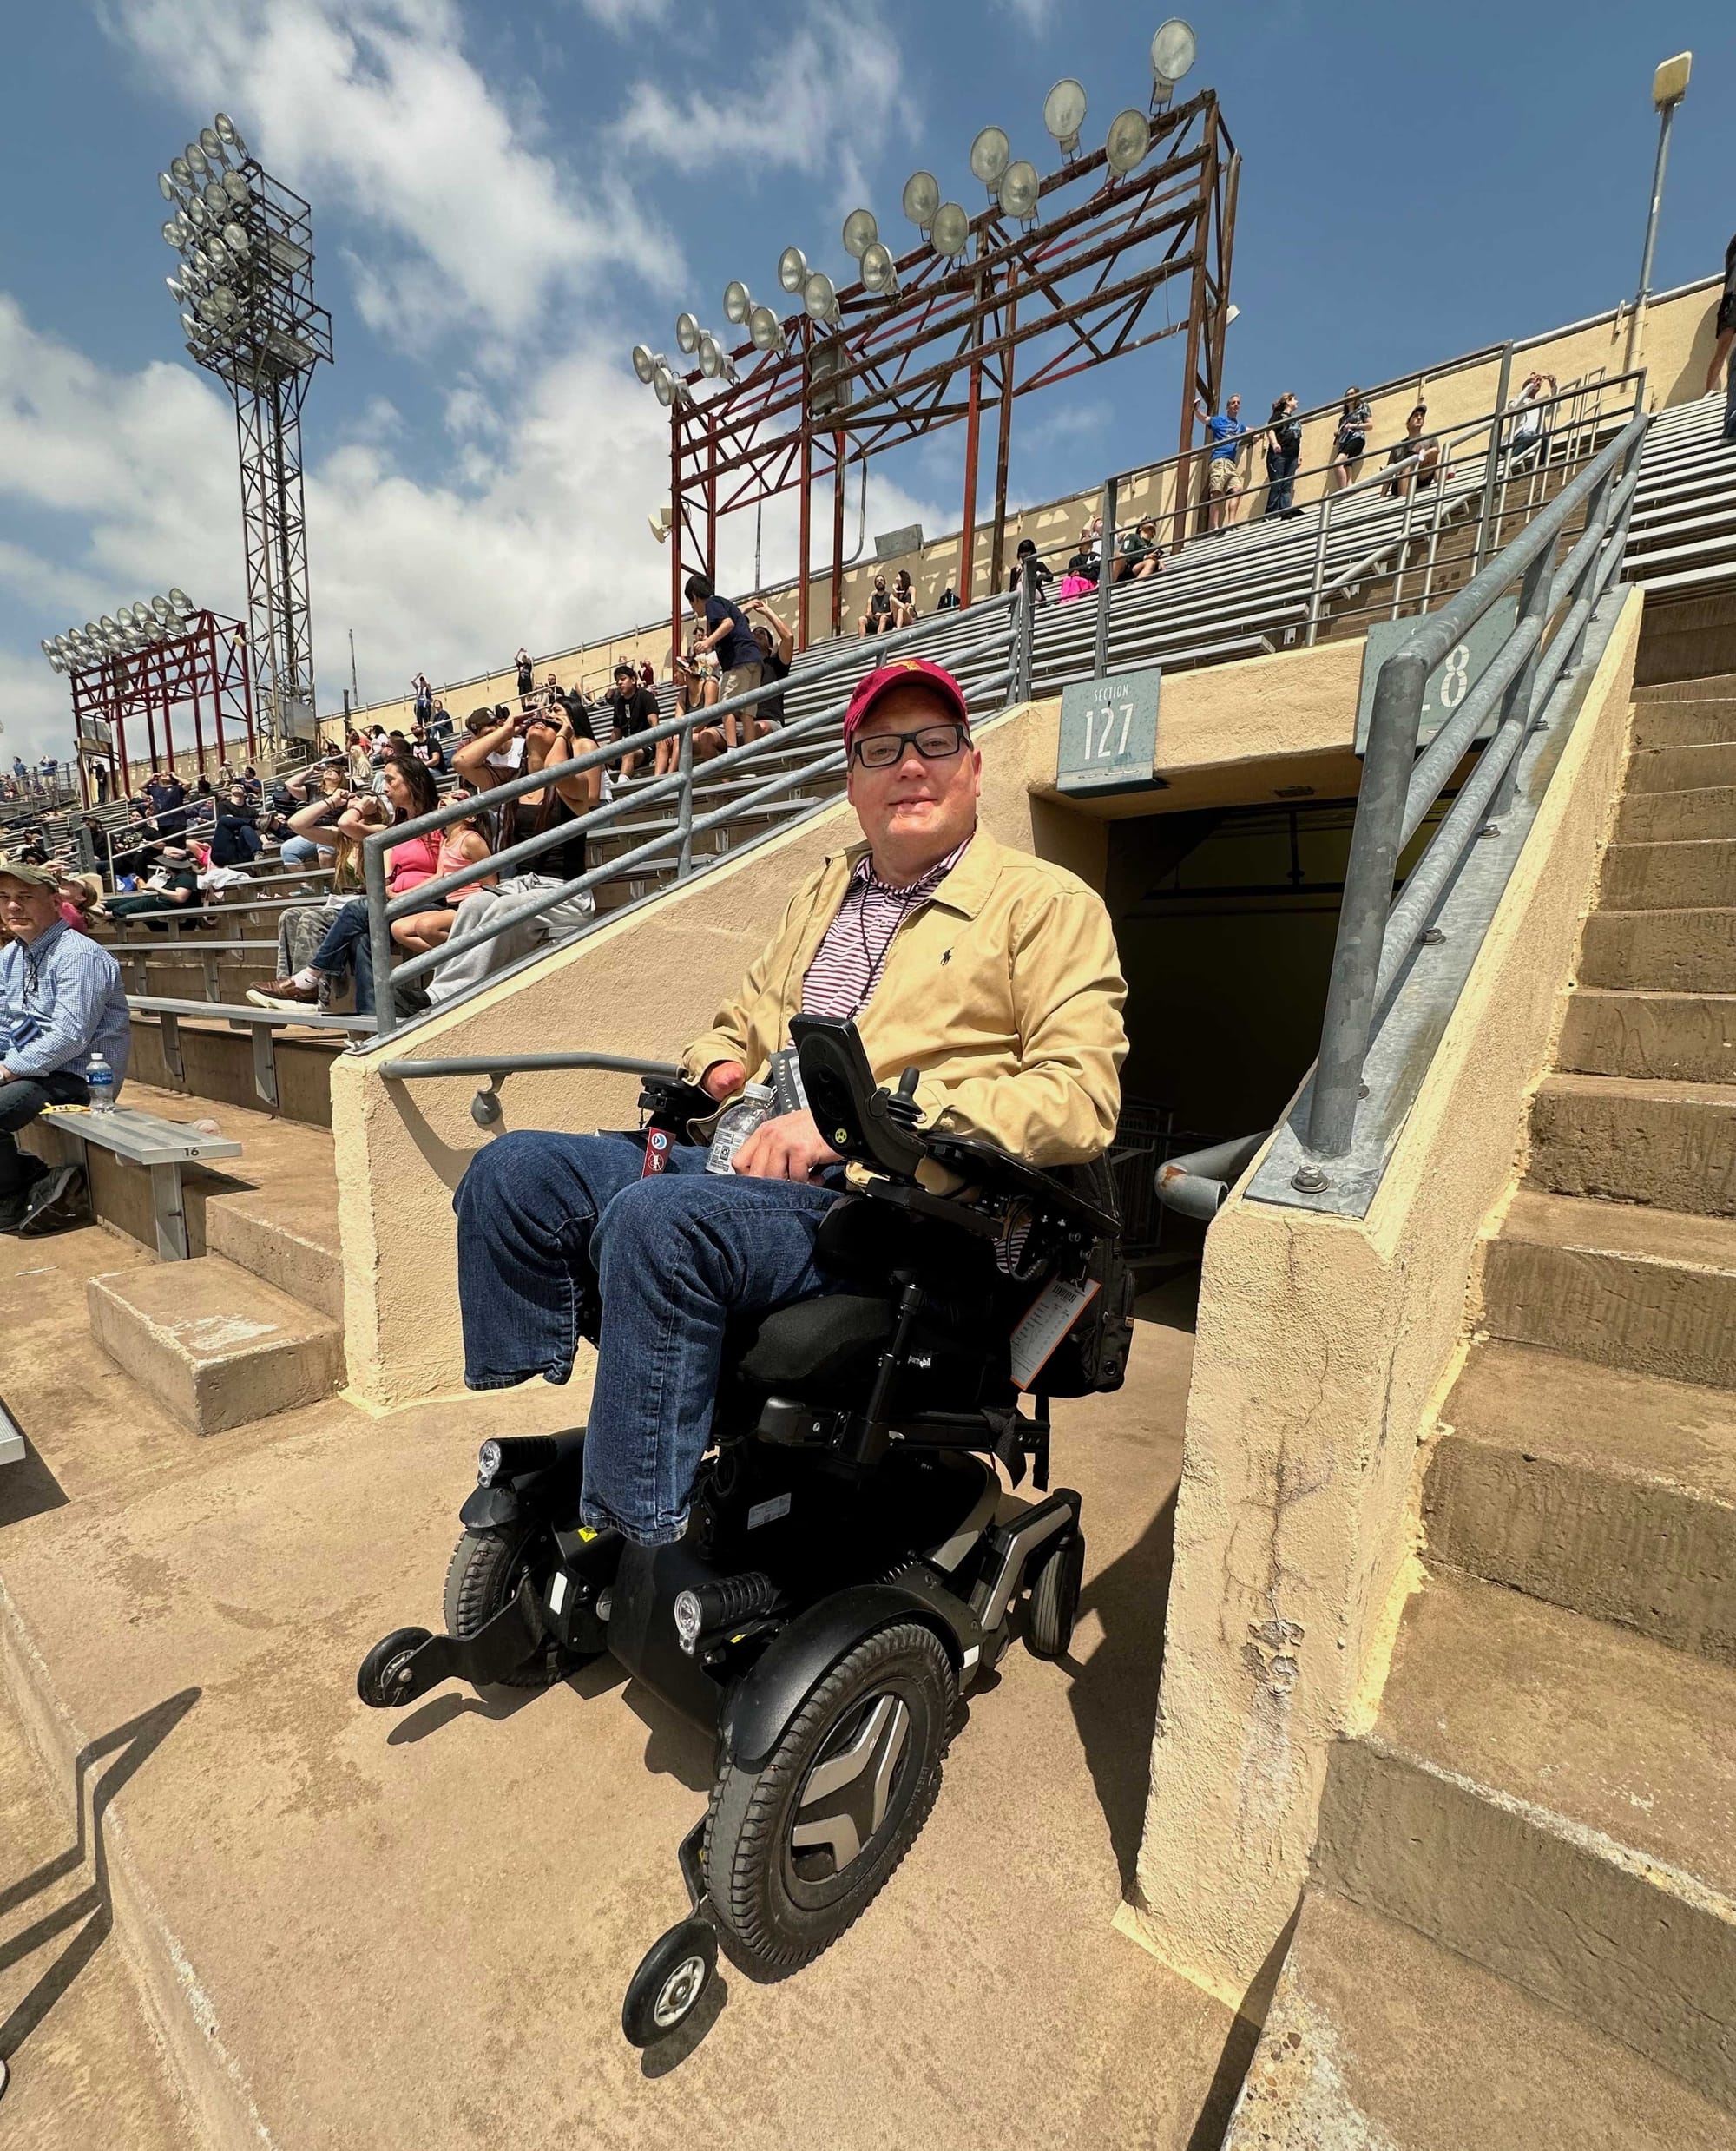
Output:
[246, 977, 320, 1011]
[0, 1163, 87, 1237]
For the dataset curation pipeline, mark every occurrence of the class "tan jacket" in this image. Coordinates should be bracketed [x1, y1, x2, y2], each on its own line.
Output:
[680, 827, 1128, 1164]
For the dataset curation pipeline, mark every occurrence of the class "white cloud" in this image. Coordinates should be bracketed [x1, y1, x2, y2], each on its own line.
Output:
[104, 0, 683, 334]
[572, 0, 672, 31]
[991, 0, 1052, 28]
[609, 2, 911, 214]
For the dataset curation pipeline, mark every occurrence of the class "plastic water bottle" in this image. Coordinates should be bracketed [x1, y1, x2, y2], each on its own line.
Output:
[86, 1052, 115, 1114]
[705, 1083, 774, 1174]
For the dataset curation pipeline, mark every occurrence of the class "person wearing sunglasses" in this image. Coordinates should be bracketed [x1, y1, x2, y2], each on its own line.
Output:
[454, 655, 1128, 1550]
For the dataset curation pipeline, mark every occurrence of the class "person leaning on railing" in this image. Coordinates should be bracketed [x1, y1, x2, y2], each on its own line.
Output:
[451, 655, 1128, 1548]
[419, 704, 603, 1011]
[390, 788, 497, 961]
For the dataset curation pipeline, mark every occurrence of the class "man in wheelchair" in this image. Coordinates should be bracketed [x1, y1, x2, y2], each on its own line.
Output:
[453, 655, 1128, 1549]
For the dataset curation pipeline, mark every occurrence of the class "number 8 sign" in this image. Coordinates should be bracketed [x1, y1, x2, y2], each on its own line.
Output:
[1056, 665, 1163, 796]
[1353, 589, 1521, 756]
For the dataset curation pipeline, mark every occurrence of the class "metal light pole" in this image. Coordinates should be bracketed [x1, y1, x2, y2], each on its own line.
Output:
[1625, 52, 1692, 377]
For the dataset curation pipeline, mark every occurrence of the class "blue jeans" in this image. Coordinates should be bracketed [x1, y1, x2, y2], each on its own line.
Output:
[311, 897, 381, 1016]
[455, 1132, 841, 1545]
[280, 834, 323, 866]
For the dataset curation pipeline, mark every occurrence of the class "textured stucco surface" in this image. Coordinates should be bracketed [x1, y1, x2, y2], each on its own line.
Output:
[1126, 588, 1643, 2002]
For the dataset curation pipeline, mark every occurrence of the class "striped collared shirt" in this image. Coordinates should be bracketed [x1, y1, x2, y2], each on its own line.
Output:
[800, 837, 971, 1022]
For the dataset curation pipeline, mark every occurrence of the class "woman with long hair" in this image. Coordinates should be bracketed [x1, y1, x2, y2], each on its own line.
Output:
[1330, 387, 1371, 492]
[391, 790, 497, 956]
[248, 756, 442, 1015]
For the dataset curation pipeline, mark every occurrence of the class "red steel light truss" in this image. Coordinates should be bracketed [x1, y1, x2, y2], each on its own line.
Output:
[663, 88, 1238, 655]
[69, 612, 255, 805]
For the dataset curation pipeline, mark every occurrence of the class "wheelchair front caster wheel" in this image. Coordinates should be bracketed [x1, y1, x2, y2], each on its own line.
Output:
[1025, 1529, 1084, 1661]
[357, 1626, 433, 1708]
[621, 1918, 717, 2048]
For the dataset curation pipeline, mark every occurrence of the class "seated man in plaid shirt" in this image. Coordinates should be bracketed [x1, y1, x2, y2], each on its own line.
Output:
[455, 658, 1128, 1547]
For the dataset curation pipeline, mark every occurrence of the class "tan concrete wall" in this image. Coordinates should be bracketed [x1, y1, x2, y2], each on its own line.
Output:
[331, 279, 1719, 747]
[1124, 587, 1645, 2007]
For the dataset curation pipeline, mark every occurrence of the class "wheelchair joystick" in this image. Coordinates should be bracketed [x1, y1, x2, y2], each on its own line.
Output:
[883, 1065, 922, 1134]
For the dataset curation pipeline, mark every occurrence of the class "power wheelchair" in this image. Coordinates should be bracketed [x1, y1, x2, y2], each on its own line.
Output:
[356, 1014, 1134, 2046]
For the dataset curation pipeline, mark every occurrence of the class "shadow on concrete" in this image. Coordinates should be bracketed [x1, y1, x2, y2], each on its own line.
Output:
[625, 1683, 715, 1792]
[0, 1687, 200, 2069]
[385, 1680, 548, 1746]
[1182, 1904, 1299, 2151]
[1063, 1488, 1179, 1892]
[0, 1425, 68, 1532]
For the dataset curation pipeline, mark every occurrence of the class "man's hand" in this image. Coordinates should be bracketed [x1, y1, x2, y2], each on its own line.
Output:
[732, 1111, 841, 1183]
[701, 1059, 746, 1102]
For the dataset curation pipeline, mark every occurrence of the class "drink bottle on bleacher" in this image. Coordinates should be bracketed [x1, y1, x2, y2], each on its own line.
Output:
[86, 1052, 115, 1113]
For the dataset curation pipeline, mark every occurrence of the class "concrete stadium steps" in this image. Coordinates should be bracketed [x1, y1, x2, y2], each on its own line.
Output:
[1424, 1339, 1736, 1661]
[1598, 836, 1736, 911]
[1307, 1571, 1736, 2115]
[1477, 1187, 1736, 1389]
[126, 1010, 344, 1128]
[1526, 1071, 1736, 1215]
[1223, 1886, 1729, 2151]
[1560, 988, 1736, 1083]
[1579, 906, 1736, 994]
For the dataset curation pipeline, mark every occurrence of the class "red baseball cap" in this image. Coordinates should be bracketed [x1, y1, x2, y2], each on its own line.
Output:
[841, 658, 971, 753]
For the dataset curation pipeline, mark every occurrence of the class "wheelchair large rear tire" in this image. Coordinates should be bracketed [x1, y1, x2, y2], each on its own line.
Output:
[442, 1526, 563, 1688]
[705, 1621, 955, 1979]
[1025, 1528, 1085, 1661]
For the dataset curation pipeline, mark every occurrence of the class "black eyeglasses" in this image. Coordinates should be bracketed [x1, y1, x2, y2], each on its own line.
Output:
[850, 721, 967, 770]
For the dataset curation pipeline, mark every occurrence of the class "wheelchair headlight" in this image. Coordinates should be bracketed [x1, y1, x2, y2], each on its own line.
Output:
[674, 1589, 704, 1654]
[477, 1440, 503, 1487]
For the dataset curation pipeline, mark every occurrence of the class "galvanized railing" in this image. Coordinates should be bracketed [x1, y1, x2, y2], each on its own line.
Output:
[1245, 403, 1649, 1215]
[359, 591, 1029, 1036]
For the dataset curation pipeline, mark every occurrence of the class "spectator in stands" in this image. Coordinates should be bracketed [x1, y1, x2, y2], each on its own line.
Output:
[1710, 231, 1736, 444]
[80, 815, 112, 881]
[858, 574, 895, 639]
[891, 569, 918, 627]
[427, 706, 602, 1009]
[103, 845, 203, 931]
[450, 655, 1128, 1545]
[1114, 516, 1163, 582]
[391, 791, 496, 958]
[431, 697, 454, 736]
[1330, 389, 1371, 492]
[247, 758, 442, 1015]
[515, 647, 535, 704]
[411, 722, 449, 774]
[1265, 392, 1304, 517]
[1383, 404, 1449, 497]
[0, 858, 132, 1232]
[669, 652, 719, 773]
[746, 599, 795, 727]
[56, 874, 98, 935]
[685, 574, 762, 747]
[209, 786, 263, 869]
[279, 764, 346, 866]
[1059, 525, 1101, 601]
[1503, 372, 1557, 466]
[936, 586, 960, 610]
[411, 673, 433, 724]
[143, 765, 188, 835]
[605, 661, 661, 778]
[636, 658, 656, 693]
[1195, 391, 1248, 530]
[1009, 536, 1054, 606]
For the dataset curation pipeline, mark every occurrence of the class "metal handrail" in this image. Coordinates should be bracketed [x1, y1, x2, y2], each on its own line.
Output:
[1292, 405, 1648, 1183]
[360, 592, 1023, 1035]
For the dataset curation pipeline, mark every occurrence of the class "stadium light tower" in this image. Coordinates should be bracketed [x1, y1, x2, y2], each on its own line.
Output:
[1625, 51, 1692, 374]
[155, 114, 332, 743]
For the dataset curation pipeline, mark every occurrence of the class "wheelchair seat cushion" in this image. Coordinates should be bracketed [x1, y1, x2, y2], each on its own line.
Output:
[733, 1293, 896, 1393]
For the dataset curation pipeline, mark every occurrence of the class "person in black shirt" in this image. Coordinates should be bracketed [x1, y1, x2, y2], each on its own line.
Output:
[746, 598, 795, 728]
[604, 661, 661, 778]
[684, 573, 762, 747]
[1265, 391, 1303, 516]
[1065, 526, 1101, 587]
[515, 648, 535, 704]
[210, 786, 264, 868]
[1009, 536, 1054, 604]
[858, 573, 895, 639]
[1384, 404, 1446, 498]
[143, 767, 187, 835]
[1708, 232, 1736, 444]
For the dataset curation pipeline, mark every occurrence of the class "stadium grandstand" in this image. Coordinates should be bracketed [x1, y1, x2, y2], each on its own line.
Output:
[4, 36, 1736, 2151]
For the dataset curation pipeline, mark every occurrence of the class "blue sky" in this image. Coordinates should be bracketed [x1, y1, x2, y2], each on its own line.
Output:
[2, 0, 1732, 762]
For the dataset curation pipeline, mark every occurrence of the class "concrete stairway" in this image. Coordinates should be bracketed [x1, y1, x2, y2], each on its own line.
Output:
[33, 1083, 348, 1438]
[1226, 674, 1736, 2147]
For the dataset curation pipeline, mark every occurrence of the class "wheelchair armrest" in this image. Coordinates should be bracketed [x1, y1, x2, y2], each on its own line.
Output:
[638, 1074, 716, 1135]
[924, 1135, 1120, 1239]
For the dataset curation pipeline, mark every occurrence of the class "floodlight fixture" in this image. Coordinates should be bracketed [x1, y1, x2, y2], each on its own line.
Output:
[675, 311, 701, 355]
[185, 141, 210, 177]
[648, 504, 673, 543]
[969, 125, 1010, 195]
[1042, 78, 1088, 155]
[199, 124, 225, 162]
[631, 343, 659, 383]
[930, 201, 970, 258]
[722, 279, 753, 326]
[214, 113, 247, 155]
[698, 330, 735, 381]
[1149, 18, 1197, 104]
[841, 207, 878, 259]
[778, 245, 808, 294]
[158, 170, 179, 202]
[901, 169, 940, 231]
[221, 221, 251, 256]
[99, 615, 120, 641]
[168, 589, 193, 613]
[747, 304, 786, 352]
[203, 179, 228, 214]
[803, 269, 839, 324]
[1000, 159, 1039, 220]
[151, 595, 174, 620]
[1104, 109, 1151, 175]
[170, 155, 194, 189]
[860, 240, 898, 297]
[221, 170, 250, 208]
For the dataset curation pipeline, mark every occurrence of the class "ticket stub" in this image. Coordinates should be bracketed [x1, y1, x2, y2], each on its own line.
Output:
[1009, 1275, 1100, 1391]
